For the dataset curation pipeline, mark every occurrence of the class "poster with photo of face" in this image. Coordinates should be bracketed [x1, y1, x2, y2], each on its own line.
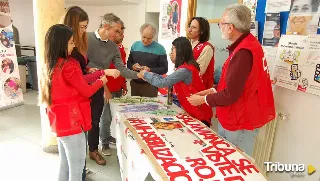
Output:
[286, 0, 320, 35]
[263, 13, 281, 47]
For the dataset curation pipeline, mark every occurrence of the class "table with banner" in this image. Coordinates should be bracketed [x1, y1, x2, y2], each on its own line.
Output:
[110, 96, 268, 181]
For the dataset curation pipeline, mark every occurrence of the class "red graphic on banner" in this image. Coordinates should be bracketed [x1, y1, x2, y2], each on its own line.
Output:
[176, 114, 261, 180]
[193, 140, 203, 145]
[124, 115, 266, 180]
[125, 128, 129, 137]
[141, 149, 146, 154]
[132, 161, 134, 170]
[129, 119, 192, 181]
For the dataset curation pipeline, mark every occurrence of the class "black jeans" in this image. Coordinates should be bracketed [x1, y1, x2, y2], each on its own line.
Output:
[88, 88, 104, 152]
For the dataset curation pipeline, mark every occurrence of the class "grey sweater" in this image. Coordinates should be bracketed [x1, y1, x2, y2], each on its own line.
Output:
[87, 32, 138, 79]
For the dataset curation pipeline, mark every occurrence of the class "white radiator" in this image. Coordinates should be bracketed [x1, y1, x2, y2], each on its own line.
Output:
[253, 113, 280, 176]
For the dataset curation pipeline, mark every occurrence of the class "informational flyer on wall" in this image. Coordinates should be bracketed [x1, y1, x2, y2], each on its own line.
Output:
[298, 35, 320, 96]
[263, 13, 280, 47]
[273, 35, 308, 91]
[159, 0, 182, 40]
[243, 0, 257, 21]
[263, 46, 278, 83]
[265, 0, 291, 13]
[286, 0, 320, 35]
[0, 0, 23, 109]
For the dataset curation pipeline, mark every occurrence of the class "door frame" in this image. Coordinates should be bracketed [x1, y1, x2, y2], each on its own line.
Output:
[187, 0, 243, 25]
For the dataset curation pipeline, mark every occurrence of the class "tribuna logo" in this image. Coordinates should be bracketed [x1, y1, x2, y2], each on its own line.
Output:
[264, 162, 305, 177]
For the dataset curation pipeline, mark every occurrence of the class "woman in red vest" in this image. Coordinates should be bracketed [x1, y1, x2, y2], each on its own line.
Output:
[137, 37, 212, 126]
[188, 17, 215, 89]
[39, 24, 107, 181]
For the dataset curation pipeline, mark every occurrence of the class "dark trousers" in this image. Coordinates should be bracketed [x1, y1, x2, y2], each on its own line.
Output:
[201, 120, 211, 127]
[130, 80, 158, 97]
[88, 88, 104, 152]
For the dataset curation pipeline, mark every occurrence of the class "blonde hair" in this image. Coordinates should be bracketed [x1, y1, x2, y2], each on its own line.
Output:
[61, 6, 88, 55]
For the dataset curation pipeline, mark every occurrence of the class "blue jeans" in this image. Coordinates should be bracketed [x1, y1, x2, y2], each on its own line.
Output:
[218, 123, 259, 157]
[100, 91, 122, 145]
[57, 132, 86, 181]
[82, 132, 88, 181]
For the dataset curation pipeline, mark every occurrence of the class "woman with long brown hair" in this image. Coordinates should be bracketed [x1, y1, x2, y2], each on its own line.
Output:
[39, 24, 107, 181]
[61, 6, 120, 81]
[60, 6, 120, 179]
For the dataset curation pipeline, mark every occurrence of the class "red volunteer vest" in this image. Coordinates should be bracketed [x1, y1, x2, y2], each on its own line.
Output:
[217, 34, 275, 131]
[174, 63, 213, 124]
[193, 41, 215, 89]
[106, 44, 127, 92]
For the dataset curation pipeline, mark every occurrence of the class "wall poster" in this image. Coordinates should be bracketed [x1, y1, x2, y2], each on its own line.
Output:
[286, 0, 320, 35]
[298, 35, 320, 96]
[263, 13, 281, 47]
[0, 0, 23, 109]
[273, 35, 308, 91]
[159, 0, 182, 40]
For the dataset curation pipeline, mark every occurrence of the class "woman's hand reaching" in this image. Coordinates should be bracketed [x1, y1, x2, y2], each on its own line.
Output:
[104, 69, 120, 79]
[99, 75, 108, 85]
[87, 68, 99, 73]
[137, 70, 147, 80]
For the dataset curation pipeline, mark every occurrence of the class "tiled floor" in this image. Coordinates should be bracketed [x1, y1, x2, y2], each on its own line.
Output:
[0, 90, 154, 181]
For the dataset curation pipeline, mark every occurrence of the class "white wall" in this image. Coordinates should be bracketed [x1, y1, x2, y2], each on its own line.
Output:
[267, 87, 320, 181]
[8, 0, 147, 53]
[145, 12, 159, 42]
[146, 0, 160, 12]
[65, 2, 146, 49]
[9, 0, 35, 56]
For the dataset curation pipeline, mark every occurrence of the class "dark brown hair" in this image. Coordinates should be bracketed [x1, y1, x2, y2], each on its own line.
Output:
[172, 37, 200, 71]
[39, 24, 73, 106]
[189, 17, 210, 43]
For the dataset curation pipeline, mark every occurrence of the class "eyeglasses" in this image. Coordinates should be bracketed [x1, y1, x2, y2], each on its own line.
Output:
[80, 25, 88, 29]
[188, 25, 199, 30]
[217, 23, 231, 28]
[112, 28, 122, 35]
